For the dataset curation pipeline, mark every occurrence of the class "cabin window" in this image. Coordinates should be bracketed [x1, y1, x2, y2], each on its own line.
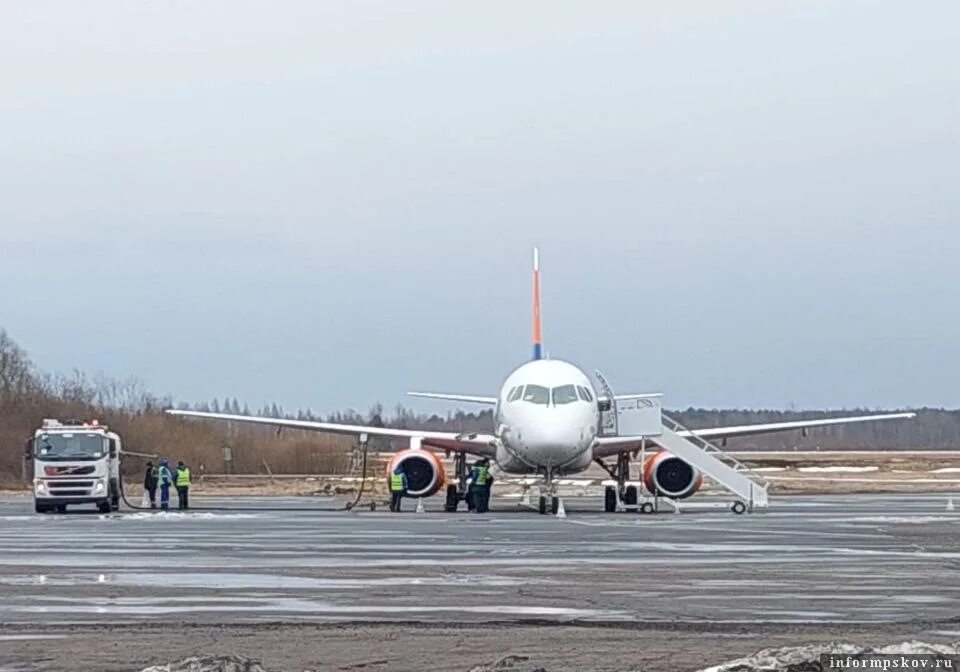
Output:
[577, 386, 594, 402]
[551, 385, 579, 405]
[521, 384, 549, 405]
[508, 386, 524, 402]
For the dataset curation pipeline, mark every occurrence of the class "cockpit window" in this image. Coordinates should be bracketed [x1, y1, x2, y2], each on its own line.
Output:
[577, 386, 594, 402]
[552, 384, 579, 405]
[508, 386, 524, 402]
[521, 384, 549, 405]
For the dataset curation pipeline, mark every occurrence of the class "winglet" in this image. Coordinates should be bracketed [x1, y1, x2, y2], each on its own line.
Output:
[532, 246, 543, 360]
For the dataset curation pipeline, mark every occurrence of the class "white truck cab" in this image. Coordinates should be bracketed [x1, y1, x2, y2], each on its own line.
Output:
[25, 419, 122, 514]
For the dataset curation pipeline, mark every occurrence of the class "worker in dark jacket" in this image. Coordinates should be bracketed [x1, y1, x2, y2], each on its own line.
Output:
[466, 461, 478, 511]
[143, 461, 158, 509]
[157, 458, 173, 510]
[389, 466, 407, 512]
[174, 460, 191, 510]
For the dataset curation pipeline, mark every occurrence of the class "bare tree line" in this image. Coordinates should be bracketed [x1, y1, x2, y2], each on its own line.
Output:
[1, 328, 955, 482]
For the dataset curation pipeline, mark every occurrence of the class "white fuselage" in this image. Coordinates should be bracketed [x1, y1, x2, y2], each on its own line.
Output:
[493, 359, 600, 475]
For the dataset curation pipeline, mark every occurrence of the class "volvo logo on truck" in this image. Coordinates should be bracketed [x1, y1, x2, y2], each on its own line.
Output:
[25, 419, 122, 514]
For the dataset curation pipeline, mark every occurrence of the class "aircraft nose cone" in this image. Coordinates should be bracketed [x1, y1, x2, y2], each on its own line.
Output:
[521, 425, 580, 462]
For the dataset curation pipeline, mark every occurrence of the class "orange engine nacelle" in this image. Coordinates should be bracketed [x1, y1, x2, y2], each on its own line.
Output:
[385, 449, 446, 498]
[642, 452, 702, 500]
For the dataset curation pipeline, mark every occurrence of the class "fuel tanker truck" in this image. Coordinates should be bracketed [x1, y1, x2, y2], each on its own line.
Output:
[25, 419, 122, 514]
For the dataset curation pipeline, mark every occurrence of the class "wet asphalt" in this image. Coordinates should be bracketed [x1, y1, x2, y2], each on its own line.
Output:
[0, 493, 958, 626]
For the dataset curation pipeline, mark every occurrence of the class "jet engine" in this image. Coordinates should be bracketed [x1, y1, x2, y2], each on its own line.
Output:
[642, 452, 702, 499]
[385, 449, 446, 497]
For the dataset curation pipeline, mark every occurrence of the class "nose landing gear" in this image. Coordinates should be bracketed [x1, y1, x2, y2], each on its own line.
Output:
[538, 495, 560, 515]
[537, 468, 560, 515]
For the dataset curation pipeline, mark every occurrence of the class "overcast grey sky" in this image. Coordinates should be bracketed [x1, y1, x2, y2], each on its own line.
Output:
[1, 1, 958, 413]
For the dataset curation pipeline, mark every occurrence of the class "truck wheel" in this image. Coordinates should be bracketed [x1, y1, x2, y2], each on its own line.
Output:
[55, 505, 67, 514]
[34, 502, 49, 514]
[97, 501, 111, 514]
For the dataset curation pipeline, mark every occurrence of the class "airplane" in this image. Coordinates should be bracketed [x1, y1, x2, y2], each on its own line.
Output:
[167, 248, 916, 514]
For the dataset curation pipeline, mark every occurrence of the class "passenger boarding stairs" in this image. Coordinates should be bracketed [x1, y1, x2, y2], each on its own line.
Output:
[658, 414, 769, 508]
[596, 372, 769, 510]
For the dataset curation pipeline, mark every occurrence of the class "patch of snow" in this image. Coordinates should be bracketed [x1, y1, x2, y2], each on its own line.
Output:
[699, 640, 960, 672]
[848, 516, 959, 524]
[797, 466, 879, 473]
[115, 512, 259, 521]
[140, 655, 267, 672]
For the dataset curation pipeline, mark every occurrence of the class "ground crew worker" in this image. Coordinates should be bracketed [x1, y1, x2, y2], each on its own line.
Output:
[466, 461, 478, 511]
[473, 459, 494, 513]
[475, 458, 493, 513]
[174, 460, 191, 510]
[389, 466, 407, 512]
[143, 461, 158, 509]
[157, 458, 173, 511]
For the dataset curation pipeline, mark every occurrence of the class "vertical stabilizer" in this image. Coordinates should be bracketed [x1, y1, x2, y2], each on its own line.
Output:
[532, 247, 543, 360]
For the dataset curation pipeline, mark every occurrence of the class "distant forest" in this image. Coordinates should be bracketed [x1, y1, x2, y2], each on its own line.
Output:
[0, 328, 956, 482]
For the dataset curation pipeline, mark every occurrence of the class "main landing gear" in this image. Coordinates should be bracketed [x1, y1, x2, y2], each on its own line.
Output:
[444, 452, 470, 512]
[596, 452, 639, 513]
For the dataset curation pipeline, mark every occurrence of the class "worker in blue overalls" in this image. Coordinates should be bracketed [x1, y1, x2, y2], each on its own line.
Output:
[157, 458, 174, 511]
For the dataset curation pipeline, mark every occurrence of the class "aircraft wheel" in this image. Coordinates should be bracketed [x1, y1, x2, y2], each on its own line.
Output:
[538, 496, 547, 515]
[444, 485, 459, 512]
[604, 486, 616, 513]
[624, 485, 638, 506]
[731, 501, 747, 515]
[550, 496, 559, 515]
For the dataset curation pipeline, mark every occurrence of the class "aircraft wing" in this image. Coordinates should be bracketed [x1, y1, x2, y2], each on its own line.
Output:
[593, 411, 916, 458]
[408, 392, 660, 406]
[165, 410, 498, 457]
[407, 392, 498, 405]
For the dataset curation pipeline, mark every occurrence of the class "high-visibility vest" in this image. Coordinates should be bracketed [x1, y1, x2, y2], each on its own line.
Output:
[390, 472, 405, 492]
[475, 466, 490, 486]
[176, 467, 191, 487]
[158, 466, 172, 486]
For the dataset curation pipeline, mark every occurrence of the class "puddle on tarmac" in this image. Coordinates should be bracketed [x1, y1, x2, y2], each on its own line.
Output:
[0, 595, 627, 620]
[0, 571, 544, 589]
